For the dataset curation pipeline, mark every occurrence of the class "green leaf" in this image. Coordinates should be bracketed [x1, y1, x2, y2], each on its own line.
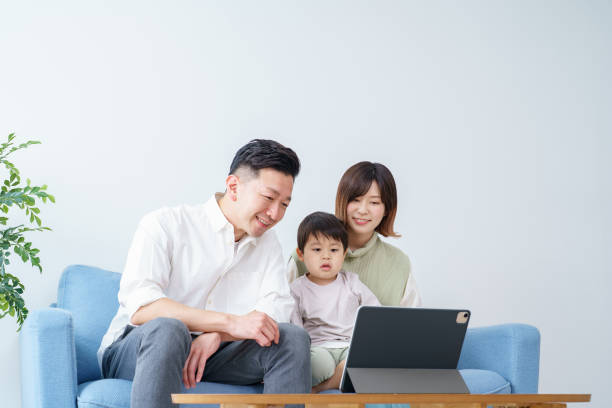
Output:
[0, 133, 54, 331]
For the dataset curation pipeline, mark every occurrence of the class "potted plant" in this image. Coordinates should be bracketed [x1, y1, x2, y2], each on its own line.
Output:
[0, 133, 55, 330]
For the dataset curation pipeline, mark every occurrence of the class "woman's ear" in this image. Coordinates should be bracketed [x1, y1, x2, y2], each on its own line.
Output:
[296, 248, 304, 261]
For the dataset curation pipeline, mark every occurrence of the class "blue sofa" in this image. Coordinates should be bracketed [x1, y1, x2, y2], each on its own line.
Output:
[20, 265, 540, 408]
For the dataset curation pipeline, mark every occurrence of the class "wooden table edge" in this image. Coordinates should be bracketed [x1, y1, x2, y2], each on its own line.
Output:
[171, 393, 591, 405]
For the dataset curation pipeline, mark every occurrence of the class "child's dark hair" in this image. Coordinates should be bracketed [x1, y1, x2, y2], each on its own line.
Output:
[229, 139, 300, 179]
[297, 212, 348, 252]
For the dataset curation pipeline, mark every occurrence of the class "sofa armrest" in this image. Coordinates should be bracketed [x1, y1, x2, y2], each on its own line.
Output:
[457, 323, 540, 393]
[20, 307, 78, 408]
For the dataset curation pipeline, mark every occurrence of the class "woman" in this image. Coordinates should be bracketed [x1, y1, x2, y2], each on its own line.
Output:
[288, 161, 421, 307]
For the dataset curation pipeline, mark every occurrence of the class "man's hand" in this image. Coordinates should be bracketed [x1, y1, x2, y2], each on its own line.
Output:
[182, 332, 222, 389]
[228, 310, 280, 347]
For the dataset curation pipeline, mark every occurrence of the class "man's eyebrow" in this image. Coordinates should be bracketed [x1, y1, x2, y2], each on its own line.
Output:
[264, 187, 291, 201]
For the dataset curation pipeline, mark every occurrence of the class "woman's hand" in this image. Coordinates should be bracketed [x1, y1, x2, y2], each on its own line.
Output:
[182, 332, 222, 388]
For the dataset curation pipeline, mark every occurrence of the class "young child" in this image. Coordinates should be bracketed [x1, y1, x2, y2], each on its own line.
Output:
[290, 211, 380, 392]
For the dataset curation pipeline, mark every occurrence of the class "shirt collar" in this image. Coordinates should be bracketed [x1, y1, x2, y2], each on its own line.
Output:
[346, 233, 379, 258]
[204, 193, 259, 247]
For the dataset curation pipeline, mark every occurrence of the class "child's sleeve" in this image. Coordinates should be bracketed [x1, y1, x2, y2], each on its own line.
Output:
[349, 272, 381, 307]
[289, 281, 304, 327]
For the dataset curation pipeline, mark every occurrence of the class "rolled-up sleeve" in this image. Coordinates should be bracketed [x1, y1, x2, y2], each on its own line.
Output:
[118, 214, 171, 323]
[399, 272, 422, 307]
[254, 238, 295, 323]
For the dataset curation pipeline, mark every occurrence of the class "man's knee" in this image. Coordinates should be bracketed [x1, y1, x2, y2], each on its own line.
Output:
[141, 317, 191, 355]
[278, 323, 310, 356]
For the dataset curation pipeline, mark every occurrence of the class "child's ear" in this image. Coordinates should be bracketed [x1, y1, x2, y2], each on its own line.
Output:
[296, 248, 304, 261]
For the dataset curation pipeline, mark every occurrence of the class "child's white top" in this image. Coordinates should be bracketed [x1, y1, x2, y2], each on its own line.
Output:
[290, 269, 381, 348]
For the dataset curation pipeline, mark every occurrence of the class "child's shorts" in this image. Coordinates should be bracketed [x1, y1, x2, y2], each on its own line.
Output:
[310, 346, 349, 386]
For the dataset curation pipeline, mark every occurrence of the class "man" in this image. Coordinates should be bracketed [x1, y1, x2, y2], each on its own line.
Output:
[98, 139, 311, 408]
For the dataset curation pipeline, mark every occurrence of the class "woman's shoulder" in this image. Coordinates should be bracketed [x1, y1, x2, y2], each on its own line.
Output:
[288, 249, 309, 278]
[374, 236, 412, 266]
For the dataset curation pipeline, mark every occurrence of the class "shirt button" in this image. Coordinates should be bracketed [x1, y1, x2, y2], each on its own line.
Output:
[207, 300, 212, 305]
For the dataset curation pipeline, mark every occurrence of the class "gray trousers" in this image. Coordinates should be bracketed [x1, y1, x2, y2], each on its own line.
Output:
[102, 317, 312, 408]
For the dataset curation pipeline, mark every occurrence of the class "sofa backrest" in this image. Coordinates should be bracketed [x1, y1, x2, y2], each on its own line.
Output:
[57, 265, 121, 384]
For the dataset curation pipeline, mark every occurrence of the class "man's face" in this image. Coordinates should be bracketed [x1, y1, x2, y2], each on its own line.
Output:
[234, 168, 294, 238]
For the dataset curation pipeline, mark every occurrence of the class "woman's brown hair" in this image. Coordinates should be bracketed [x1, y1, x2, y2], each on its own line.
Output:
[335, 161, 400, 237]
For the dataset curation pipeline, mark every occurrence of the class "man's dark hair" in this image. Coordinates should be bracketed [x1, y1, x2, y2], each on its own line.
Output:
[297, 211, 348, 252]
[229, 139, 300, 179]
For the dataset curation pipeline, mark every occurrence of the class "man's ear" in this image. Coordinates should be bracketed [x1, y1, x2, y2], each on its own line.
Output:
[296, 248, 304, 262]
[225, 174, 239, 201]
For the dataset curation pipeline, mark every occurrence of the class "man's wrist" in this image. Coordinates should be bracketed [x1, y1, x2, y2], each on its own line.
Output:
[222, 312, 236, 335]
[206, 331, 222, 342]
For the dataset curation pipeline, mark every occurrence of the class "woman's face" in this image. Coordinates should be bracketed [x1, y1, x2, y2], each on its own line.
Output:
[346, 181, 385, 238]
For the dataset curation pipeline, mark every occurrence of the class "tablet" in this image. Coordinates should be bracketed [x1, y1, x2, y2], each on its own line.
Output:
[340, 306, 471, 393]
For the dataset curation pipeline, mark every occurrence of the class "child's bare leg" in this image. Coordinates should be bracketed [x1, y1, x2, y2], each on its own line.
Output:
[312, 360, 346, 393]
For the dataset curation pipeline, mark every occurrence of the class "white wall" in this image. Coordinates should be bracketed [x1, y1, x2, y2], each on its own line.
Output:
[1, 1, 610, 407]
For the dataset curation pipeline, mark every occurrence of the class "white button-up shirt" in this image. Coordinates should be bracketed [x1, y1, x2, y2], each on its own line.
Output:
[97, 194, 294, 368]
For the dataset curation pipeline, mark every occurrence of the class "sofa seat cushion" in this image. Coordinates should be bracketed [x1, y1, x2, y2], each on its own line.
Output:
[460, 369, 511, 394]
[77, 379, 264, 408]
[76, 370, 508, 408]
[78, 379, 131, 408]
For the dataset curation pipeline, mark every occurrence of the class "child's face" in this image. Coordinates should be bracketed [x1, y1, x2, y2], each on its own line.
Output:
[297, 234, 347, 285]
